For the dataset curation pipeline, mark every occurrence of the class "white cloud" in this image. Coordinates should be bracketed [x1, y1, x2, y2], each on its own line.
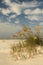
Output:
[25, 14, 43, 21]
[2, 0, 11, 6]
[2, 0, 21, 15]
[0, 0, 42, 22]
[1, 0, 40, 16]
[3, 0, 38, 8]
[0, 8, 11, 16]
[25, 15, 40, 21]
[15, 20, 20, 24]
[21, 1, 38, 8]
[32, 9, 43, 14]
[9, 15, 16, 19]
[10, 3, 21, 15]
[24, 8, 43, 21]
[24, 8, 43, 15]
[29, 16, 39, 21]
[24, 9, 31, 15]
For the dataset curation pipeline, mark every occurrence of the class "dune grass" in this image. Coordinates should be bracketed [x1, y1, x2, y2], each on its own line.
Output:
[10, 25, 43, 60]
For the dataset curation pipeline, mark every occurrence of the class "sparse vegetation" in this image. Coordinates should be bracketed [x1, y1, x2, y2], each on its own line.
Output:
[10, 25, 43, 60]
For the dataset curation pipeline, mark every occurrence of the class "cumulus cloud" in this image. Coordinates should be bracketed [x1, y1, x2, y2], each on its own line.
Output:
[2, 0, 21, 15]
[15, 20, 20, 24]
[24, 8, 43, 15]
[32, 8, 43, 14]
[24, 8, 43, 21]
[21, 1, 38, 8]
[26, 16, 39, 21]
[25, 15, 42, 21]
[0, 0, 40, 16]
[0, 8, 11, 16]
[9, 15, 16, 19]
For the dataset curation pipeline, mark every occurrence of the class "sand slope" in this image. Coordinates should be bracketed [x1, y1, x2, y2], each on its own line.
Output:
[0, 52, 43, 65]
[0, 40, 43, 65]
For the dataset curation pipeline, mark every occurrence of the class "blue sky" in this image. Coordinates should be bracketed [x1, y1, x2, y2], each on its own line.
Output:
[0, 0, 43, 39]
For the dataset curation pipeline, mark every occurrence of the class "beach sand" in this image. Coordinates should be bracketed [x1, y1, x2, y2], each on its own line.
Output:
[0, 52, 43, 65]
[0, 40, 43, 65]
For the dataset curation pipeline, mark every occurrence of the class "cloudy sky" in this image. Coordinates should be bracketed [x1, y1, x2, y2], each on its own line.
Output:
[0, 0, 43, 39]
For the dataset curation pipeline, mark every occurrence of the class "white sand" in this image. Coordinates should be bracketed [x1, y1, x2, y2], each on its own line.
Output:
[0, 52, 43, 65]
[0, 40, 43, 65]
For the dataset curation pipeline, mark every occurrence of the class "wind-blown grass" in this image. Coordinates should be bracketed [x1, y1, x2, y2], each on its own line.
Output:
[10, 25, 43, 60]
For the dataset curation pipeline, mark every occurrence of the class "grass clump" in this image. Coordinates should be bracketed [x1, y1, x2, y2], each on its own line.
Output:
[10, 25, 43, 60]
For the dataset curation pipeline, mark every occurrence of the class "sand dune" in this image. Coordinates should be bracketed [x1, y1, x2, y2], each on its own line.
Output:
[0, 52, 43, 65]
[0, 40, 43, 65]
[0, 40, 22, 53]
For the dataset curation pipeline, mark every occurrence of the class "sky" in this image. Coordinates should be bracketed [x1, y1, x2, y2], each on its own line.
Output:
[0, 0, 43, 39]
